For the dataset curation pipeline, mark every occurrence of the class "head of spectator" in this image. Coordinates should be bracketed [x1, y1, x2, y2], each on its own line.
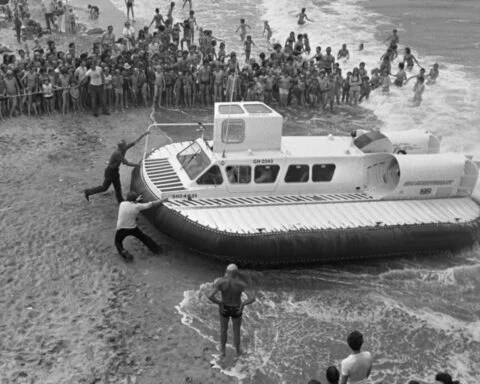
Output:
[346, 330, 364, 352]
[126, 191, 139, 202]
[326, 366, 339, 384]
[435, 372, 459, 384]
[308, 380, 321, 384]
[118, 139, 128, 151]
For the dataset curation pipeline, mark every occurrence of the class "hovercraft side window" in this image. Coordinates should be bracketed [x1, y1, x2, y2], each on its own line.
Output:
[312, 164, 336, 182]
[221, 119, 245, 144]
[285, 165, 309, 183]
[255, 165, 280, 184]
[177, 142, 211, 180]
[226, 165, 251, 184]
[197, 165, 224, 185]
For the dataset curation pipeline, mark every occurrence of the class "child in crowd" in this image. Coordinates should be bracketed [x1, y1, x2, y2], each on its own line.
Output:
[69, 78, 79, 113]
[88, 4, 99, 19]
[349, 67, 361, 106]
[403, 47, 420, 71]
[182, 0, 192, 11]
[180, 19, 192, 50]
[236, 18, 251, 43]
[112, 69, 124, 112]
[427, 63, 439, 85]
[183, 70, 194, 106]
[359, 76, 371, 102]
[42, 77, 54, 115]
[244, 35, 255, 63]
[173, 71, 184, 107]
[68, 8, 77, 32]
[104, 67, 113, 108]
[370, 68, 381, 89]
[21, 65, 38, 116]
[393, 62, 407, 86]
[153, 65, 165, 108]
[413, 76, 425, 106]
[131, 67, 140, 105]
[58, 69, 70, 114]
[166, 2, 175, 26]
[263, 21, 272, 46]
[303, 33, 311, 55]
[188, 11, 197, 42]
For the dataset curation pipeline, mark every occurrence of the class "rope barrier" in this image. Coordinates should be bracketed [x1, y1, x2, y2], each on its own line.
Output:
[0, 85, 79, 98]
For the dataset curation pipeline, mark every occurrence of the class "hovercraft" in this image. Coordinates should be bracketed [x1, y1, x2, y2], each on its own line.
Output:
[131, 102, 480, 265]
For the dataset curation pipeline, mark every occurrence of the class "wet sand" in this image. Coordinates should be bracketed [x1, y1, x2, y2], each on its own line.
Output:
[0, 105, 378, 383]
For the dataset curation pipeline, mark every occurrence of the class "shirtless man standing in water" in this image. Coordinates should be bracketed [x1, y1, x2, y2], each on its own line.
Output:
[208, 264, 256, 357]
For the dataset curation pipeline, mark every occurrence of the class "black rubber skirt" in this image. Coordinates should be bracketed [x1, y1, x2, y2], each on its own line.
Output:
[131, 166, 480, 265]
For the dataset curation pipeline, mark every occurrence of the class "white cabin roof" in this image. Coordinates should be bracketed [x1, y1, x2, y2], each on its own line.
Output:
[210, 136, 364, 160]
[281, 136, 364, 158]
[213, 102, 283, 153]
[214, 102, 280, 117]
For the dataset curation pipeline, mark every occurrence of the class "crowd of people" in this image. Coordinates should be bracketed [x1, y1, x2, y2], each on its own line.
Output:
[0, 1, 441, 120]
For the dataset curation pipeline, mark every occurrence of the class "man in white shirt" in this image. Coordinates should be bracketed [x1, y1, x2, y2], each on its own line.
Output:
[85, 60, 109, 116]
[115, 192, 168, 261]
[340, 331, 372, 384]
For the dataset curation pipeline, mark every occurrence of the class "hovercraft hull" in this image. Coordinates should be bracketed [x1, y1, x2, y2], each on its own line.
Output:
[131, 166, 480, 265]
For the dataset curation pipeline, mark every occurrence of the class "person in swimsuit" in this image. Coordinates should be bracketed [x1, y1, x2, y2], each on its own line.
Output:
[412, 75, 425, 107]
[208, 264, 256, 357]
[263, 21, 273, 46]
[125, 0, 134, 21]
[296, 8, 313, 25]
[426, 63, 439, 85]
[236, 18, 251, 43]
[182, 0, 192, 11]
[149, 8, 164, 30]
[166, 2, 175, 26]
[403, 47, 420, 71]
[87, 4, 99, 19]
[392, 62, 407, 86]
[383, 29, 399, 58]
[337, 43, 350, 61]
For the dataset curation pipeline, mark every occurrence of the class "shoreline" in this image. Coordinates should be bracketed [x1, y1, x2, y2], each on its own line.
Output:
[68, 0, 150, 36]
[362, 0, 480, 72]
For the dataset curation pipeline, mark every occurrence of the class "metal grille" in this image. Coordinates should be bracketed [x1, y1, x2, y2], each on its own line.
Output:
[144, 158, 185, 192]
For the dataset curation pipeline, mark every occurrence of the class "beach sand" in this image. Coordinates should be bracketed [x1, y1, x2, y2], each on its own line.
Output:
[0, 2, 380, 383]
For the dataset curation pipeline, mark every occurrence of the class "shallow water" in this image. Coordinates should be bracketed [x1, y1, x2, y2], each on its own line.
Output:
[111, 0, 480, 382]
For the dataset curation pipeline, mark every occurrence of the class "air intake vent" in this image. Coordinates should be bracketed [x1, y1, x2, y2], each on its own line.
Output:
[144, 158, 185, 192]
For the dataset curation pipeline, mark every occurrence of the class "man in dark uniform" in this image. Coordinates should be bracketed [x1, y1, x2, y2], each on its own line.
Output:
[84, 132, 149, 202]
[208, 264, 256, 357]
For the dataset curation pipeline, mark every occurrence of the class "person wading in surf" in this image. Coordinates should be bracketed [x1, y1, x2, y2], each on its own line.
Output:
[208, 264, 256, 358]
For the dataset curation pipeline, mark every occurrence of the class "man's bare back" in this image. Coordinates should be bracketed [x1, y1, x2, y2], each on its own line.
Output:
[216, 276, 247, 306]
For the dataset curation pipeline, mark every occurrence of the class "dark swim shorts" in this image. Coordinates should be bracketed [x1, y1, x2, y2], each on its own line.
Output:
[219, 305, 242, 319]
